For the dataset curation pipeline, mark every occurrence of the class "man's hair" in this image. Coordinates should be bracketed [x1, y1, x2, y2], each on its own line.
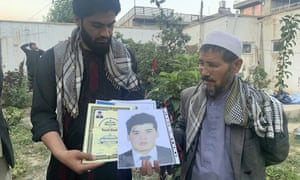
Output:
[29, 42, 36, 49]
[72, 0, 121, 18]
[199, 44, 239, 63]
[126, 113, 158, 135]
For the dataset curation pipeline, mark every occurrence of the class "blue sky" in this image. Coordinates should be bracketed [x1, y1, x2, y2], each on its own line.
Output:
[0, 0, 235, 22]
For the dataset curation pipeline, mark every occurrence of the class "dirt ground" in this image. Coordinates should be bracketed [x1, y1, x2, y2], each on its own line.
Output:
[288, 122, 300, 134]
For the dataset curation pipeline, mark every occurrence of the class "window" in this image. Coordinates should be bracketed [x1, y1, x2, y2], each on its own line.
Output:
[242, 42, 252, 54]
[272, 40, 281, 52]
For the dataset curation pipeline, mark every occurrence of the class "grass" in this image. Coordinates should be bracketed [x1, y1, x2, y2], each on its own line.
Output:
[266, 136, 300, 180]
[10, 119, 49, 180]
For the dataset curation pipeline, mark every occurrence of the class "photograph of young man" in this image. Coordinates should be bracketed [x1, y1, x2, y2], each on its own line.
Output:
[118, 112, 173, 169]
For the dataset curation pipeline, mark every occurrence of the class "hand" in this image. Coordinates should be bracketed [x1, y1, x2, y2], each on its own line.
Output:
[139, 160, 160, 176]
[56, 149, 105, 174]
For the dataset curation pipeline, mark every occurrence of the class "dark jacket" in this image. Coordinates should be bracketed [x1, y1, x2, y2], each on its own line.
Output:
[174, 86, 289, 180]
[20, 43, 44, 76]
[0, 67, 14, 167]
[118, 145, 174, 168]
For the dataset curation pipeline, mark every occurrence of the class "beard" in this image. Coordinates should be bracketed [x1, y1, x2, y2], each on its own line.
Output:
[80, 26, 111, 55]
[202, 76, 223, 97]
[205, 85, 222, 97]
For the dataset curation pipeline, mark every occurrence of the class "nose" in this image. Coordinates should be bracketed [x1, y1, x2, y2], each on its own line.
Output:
[199, 64, 210, 76]
[100, 27, 111, 38]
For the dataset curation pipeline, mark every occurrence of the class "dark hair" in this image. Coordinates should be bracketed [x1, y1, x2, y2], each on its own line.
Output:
[29, 42, 36, 49]
[199, 44, 238, 63]
[126, 113, 158, 135]
[72, 0, 121, 18]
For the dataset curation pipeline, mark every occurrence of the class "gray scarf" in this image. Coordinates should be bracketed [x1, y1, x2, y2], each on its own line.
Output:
[186, 76, 284, 151]
[53, 28, 139, 135]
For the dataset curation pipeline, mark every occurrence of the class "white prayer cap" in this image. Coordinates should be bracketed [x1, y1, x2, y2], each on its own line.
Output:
[202, 31, 242, 58]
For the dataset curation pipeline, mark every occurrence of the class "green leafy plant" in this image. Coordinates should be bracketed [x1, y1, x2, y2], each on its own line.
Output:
[2, 70, 31, 108]
[275, 14, 300, 94]
[10, 119, 49, 179]
[146, 54, 200, 120]
[2, 106, 24, 126]
[46, 0, 73, 23]
[239, 65, 271, 89]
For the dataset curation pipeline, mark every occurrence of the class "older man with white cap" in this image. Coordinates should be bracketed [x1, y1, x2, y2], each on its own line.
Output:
[173, 31, 289, 180]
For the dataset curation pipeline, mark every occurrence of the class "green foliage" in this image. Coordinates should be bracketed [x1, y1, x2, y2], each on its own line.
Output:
[150, 0, 166, 8]
[239, 65, 271, 89]
[10, 116, 49, 179]
[146, 54, 200, 119]
[2, 70, 31, 108]
[46, 0, 73, 23]
[45, 0, 164, 23]
[154, 11, 191, 58]
[276, 14, 300, 94]
[2, 106, 24, 126]
[115, 32, 157, 92]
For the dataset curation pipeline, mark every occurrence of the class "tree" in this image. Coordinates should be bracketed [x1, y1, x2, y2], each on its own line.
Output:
[155, 13, 191, 57]
[150, 0, 166, 8]
[46, 0, 73, 23]
[275, 14, 300, 95]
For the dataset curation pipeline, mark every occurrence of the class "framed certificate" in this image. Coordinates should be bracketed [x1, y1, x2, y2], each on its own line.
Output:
[82, 103, 134, 163]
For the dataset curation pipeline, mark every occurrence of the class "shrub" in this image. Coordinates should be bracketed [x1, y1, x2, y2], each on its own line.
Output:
[2, 70, 31, 108]
[3, 106, 24, 126]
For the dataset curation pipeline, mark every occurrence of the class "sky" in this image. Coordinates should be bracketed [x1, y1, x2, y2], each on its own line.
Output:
[0, 0, 235, 22]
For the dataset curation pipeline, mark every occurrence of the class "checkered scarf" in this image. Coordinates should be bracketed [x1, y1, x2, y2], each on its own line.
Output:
[53, 28, 139, 134]
[186, 76, 284, 151]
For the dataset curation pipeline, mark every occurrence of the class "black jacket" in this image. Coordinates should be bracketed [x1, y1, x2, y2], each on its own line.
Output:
[0, 68, 14, 167]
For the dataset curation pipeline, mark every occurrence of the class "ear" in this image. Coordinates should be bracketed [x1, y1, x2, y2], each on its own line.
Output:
[74, 16, 81, 26]
[232, 58, 243, 73]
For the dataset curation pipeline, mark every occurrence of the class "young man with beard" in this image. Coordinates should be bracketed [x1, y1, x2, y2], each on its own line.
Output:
[30, 0, 158, 179]
[173, 31, 289, 180]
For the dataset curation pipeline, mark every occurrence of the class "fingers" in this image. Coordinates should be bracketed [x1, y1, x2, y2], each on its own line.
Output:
[81, 162, 105, 174]
[139, 160, 160, 177]
[58, 150, 105, 174]
[153, 160, 160, 173]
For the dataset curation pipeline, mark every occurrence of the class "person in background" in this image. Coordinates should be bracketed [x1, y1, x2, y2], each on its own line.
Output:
[118, 113, 173, 169]
[174, 31, 289, 180]
[0, 64, 14, 180]
[30, 0, 159, 179]
[20, 42, 44, 90]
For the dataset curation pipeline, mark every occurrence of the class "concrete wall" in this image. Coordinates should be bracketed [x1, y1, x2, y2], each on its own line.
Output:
[0, 21, 75, 71]
[262, 9, 300, 93]
[0, 20, 160, 73]
[184, 12, 300, 94]
[2, 10, 300, 94]
[184, 15, 259, 78]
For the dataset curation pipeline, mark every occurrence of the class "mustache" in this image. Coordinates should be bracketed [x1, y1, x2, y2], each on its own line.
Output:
[95, 37, 110, 42]
[202, 76, 215, 82]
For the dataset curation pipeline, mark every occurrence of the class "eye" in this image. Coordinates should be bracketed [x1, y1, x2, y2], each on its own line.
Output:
[133, 131, 140, 135]
[208, 63, 218, 68]
[106, 21, 115, 28]
[146, 129, 153, 133]
[198, 59, 204, 65]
